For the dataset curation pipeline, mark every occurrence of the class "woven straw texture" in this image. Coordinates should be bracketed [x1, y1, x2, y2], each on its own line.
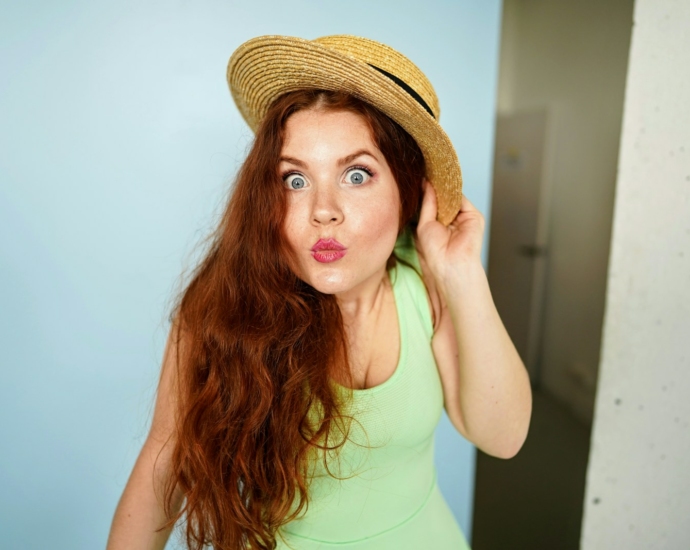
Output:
[227, 34, 463, 225]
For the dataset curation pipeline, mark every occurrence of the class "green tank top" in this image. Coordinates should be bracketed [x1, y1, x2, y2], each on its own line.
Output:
[277, 228, 472, 549]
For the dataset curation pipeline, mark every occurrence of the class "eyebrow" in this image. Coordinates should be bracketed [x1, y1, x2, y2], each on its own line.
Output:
[278, 148, 378, 169]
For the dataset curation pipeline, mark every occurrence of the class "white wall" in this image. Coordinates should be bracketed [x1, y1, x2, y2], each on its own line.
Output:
[0, 1, 502, 547]
[497, 0, 634, 423]
[581, 0, 690, 546]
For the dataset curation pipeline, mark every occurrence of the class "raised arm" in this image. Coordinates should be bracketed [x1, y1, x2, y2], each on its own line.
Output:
[106, 321, 188, 550]
[417, 181, 532, 459]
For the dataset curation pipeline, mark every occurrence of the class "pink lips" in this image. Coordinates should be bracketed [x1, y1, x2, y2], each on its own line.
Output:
[311, 238, 347, 263]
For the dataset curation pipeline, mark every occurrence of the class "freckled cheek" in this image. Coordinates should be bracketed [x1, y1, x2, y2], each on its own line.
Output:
[348, 197, 400, 256]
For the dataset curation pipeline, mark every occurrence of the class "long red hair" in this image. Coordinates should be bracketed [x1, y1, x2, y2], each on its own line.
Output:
[158, 89, 426, 549]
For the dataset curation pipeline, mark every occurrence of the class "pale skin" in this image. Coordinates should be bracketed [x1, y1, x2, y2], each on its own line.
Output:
[281, 108, 532, 459]
[106, 106, 531, 549]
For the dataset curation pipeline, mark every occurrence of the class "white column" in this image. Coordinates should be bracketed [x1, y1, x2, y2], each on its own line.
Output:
[581, 0, 690, 547]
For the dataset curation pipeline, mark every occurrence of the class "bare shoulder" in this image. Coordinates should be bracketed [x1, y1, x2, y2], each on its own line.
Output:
[413, 238, 471, 439]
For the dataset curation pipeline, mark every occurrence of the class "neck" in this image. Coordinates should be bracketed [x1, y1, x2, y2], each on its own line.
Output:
[335, 264, 391, 323]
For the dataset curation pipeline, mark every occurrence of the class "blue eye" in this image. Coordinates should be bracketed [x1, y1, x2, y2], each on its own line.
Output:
[285, 174, 306, 189]
[347, 167, 372, 185]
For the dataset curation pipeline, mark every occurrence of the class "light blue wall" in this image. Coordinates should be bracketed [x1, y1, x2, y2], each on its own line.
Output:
[0, 1, 502, 547]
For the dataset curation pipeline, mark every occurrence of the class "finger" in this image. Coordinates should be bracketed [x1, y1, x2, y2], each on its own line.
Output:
[418, 179, 439, 226]
[449, 193, 483, 230]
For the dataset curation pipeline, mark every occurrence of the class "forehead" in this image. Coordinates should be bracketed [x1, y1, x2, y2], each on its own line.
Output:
[281, 109, 378, 156]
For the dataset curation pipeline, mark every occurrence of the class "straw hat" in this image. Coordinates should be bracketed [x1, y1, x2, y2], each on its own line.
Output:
[226, 34, 463, 225]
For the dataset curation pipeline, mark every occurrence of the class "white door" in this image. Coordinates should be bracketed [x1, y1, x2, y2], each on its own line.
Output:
[487, 109, 552, 384]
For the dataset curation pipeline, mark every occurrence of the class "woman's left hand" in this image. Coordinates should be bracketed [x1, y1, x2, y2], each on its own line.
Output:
[416, 179, 486, 295]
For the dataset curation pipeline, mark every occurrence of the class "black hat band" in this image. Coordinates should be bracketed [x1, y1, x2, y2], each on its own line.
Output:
[367, 64, 436, 119]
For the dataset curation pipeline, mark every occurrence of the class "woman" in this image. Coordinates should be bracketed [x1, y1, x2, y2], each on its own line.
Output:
[106, 35, 532, 550]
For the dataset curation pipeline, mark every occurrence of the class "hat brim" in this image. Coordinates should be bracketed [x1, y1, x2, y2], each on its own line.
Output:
[227, 35, 462, 225]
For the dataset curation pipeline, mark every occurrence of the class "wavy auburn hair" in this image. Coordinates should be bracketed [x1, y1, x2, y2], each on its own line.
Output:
[157, 89, 426, 549]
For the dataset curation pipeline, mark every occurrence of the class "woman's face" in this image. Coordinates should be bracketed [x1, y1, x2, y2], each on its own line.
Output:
[280, 108, 401, 296]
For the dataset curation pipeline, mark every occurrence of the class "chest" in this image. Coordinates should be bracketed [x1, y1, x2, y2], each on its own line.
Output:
[318, 264, 446, 450]
[341, 284, 401, 391]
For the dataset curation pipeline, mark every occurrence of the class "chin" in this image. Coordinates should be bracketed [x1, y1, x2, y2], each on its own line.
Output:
[300, 257, 390, 296]
[303, 270, 355, 295]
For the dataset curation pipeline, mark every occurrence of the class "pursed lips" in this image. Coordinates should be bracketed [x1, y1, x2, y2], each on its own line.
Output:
[311, 238, 346, 252]
[310, 238, 347, 263]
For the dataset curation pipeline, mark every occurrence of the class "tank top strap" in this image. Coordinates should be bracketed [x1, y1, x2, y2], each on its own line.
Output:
[392, 226, 434, 341]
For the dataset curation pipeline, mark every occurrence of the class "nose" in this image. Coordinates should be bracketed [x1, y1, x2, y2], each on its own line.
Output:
[311, 184, 343, 226]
